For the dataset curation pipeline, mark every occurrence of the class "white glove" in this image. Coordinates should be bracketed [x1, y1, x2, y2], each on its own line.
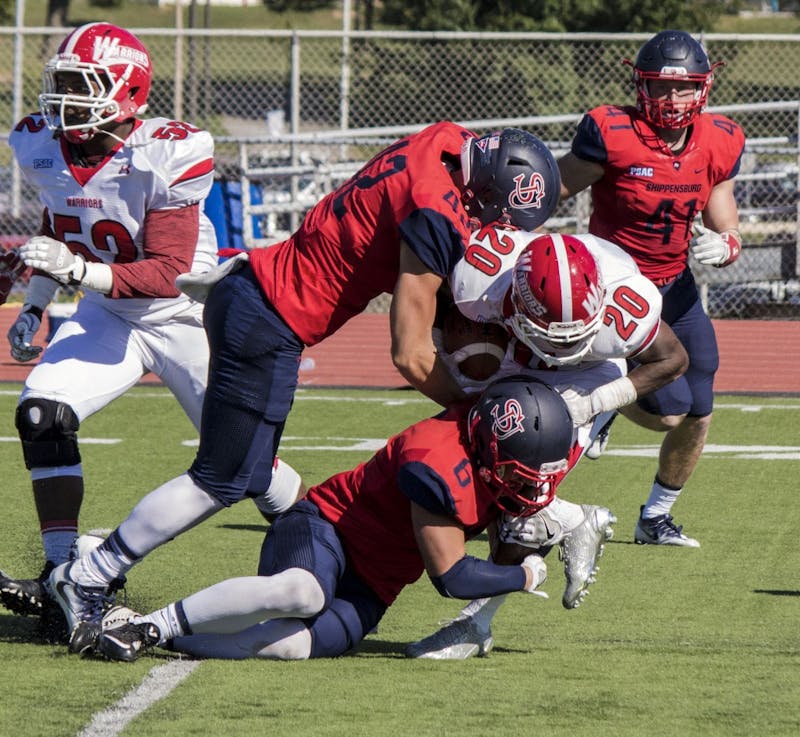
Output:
[7, 306, 43, 362]
[690, 225, 741, 267]
[20, 236, 86, 285]
[521, 554, 548, 598]
[559, 386, 593, 426]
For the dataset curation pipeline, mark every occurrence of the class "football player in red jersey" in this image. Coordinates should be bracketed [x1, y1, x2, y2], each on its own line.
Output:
[74, 377, 570, 662]
[47, 126, 563, 648]
[558, 30, 744, 546]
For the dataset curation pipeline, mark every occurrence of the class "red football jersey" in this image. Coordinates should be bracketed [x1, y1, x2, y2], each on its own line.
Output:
[572, 105, 745, 282]
[306, 404, 496, 605]
[249, 121, 475, 345]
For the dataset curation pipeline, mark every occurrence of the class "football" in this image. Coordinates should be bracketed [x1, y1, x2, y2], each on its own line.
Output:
[442, 305, 509, 381]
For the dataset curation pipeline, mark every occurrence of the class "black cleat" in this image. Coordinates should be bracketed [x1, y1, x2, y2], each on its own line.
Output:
[0, 561, 56, 616]
[96, 620, 161, 662]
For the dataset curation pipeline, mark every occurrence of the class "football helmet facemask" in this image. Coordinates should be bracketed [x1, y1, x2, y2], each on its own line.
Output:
[39, 22, 152, 144]
[507, 233, 605, 367]
[468, 375, 573, 517]
[624, 29, 721, 130]
[460, 128, 560, 232]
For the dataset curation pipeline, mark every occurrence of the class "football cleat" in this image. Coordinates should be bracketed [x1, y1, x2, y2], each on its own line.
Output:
[67, 604, 144, 657]
[68, 620, 102, 656]
[560, 505, 616, 609]
[96, 620, 161, 662]
[0, 561, 56, 616]
[48, 561, 113, 632]
[634, 506, 700, 547]
[406, 618, 493, 660]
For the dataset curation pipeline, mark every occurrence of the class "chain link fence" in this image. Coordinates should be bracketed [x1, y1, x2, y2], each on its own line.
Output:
[1, 28, 798, 317]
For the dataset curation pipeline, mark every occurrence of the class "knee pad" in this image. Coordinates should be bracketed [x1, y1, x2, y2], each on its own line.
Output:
[15, 398, 81, 470]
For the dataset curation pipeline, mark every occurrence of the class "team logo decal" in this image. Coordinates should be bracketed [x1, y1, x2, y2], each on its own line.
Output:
[512, 251, 546, 317]
[476, 135, 500, 154]
[581, 280, 604, 318]
[91, 36, 150, 69]
[508, 172, 545, 210]
[491, 399, 526, 440]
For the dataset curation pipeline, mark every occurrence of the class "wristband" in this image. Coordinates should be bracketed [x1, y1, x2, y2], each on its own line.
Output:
[719, 230, 741, 267]
[589, 376, 637, 415]
[80, 261, 113, 294]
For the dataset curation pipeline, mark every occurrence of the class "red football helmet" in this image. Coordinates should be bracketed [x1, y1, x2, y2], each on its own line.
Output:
[508, 233, 605, 367]
[39, 22, 152, 143]
[624, 30, 721, 130]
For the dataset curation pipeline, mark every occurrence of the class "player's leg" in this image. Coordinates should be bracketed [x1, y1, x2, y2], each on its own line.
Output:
[629, 298, 717, 547]
[50, 266, 305, 632]
[1, 302, 144, 619]
[96, 500, 354, 661]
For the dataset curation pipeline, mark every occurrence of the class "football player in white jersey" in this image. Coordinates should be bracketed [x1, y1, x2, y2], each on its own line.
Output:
[409, 225, 689, 658]
[0, 23, 303, 633]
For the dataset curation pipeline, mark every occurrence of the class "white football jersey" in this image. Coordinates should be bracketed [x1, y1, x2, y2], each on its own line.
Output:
[9, 115, 217, 323]
[449, 228, 662, 366]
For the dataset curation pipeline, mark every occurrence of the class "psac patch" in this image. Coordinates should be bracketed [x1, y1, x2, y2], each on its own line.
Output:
[33, 159, 53, 169]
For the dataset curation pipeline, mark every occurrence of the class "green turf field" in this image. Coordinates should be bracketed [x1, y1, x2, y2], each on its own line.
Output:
[1, 385, 798, 737]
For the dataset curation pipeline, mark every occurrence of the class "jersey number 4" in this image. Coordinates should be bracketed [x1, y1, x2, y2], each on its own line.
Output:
[647, 198, 698, 245]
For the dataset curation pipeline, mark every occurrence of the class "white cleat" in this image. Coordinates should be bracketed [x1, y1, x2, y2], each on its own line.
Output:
[406, 617, 493, 660]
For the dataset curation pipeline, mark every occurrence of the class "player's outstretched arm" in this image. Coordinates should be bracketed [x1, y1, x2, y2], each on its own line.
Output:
[391, 243, 467, 407]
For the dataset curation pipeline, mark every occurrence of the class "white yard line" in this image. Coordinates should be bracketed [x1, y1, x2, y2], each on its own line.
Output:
[77, 658, 200, 737]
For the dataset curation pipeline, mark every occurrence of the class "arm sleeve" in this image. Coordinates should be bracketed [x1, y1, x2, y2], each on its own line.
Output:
[107, 205, 200, 299]
[430, 555, 526, 599]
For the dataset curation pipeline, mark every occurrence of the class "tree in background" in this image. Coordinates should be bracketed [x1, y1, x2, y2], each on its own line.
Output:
[380, 0, 725, 32]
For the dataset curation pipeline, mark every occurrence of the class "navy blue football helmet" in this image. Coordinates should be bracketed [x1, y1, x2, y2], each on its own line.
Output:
[468, 375, 573, 516]
[624, 30, 721, 129]
[460, 128, 560, 231]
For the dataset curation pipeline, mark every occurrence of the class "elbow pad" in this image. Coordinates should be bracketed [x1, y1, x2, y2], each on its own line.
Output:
[430, 555, 526, 600]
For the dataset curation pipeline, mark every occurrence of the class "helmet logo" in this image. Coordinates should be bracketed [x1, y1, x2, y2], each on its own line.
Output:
[513, 253, 547, 318]
[508, 172, 545, 210]
[581, 280, 604, 318]
[93, 36, 149, 68]
[490, 399, 526, 440]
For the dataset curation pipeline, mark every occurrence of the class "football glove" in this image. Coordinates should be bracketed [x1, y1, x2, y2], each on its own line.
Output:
[521, 554, 548, 598]
[690, 225, 741, 267]
[20, 235, 86, 285]
[20, 235, 112, 293]
[559, 378, 636, 427]
[7, 306, 43, 362]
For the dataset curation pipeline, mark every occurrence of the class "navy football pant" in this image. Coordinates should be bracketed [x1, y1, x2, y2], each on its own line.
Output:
[259, 500, 387, 658]
[631, 267, 718, 418]
[189, 264, 304, 505]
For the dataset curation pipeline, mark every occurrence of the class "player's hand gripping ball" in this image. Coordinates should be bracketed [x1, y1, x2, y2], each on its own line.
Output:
[442, 305, 509, 382]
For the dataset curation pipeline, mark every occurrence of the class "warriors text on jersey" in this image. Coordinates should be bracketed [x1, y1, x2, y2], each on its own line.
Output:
[9, 114, 217, 322]
[450, 227, 662, 366]
[249, 121, 476, 346]
[570, 105, 745, 282]
[307, 404, 496, 605]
